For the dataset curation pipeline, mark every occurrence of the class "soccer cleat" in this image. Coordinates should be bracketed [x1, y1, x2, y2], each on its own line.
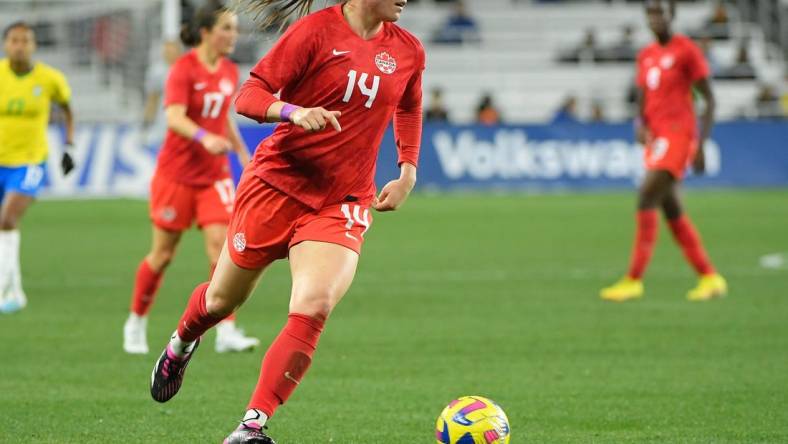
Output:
[0, 293, 27, 314]
[224, 422, 276, 444]
[123, 314, 149, 354]
[215, 322, 260, 353]
[600, 277, 644, 302]
[150, 338, 200, 403]
[687, 273, 728, 301]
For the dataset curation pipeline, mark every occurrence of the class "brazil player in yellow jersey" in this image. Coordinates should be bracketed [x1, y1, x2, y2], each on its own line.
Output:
[0, 22, 76, 313]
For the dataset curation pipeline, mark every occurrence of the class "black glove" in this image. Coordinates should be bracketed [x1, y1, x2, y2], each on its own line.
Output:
[61, 145, 75, 176]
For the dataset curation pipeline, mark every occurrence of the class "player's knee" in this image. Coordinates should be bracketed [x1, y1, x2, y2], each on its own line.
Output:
[0, 217, 18, 230]
[149, 249, 176, 270]
[205, 285, 240, 318]
[290, 288, 336, 320]
[637, 190, 661, 209]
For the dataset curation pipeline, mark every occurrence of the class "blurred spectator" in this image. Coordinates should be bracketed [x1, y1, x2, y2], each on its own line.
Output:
[92, 12, 132, 86]
[432, 1, 480, 45]
[143, 40, 182, 130]
[754, 84, 782, 119]
[590, 101, 607, 122]
[476, 93, 501, 126]
[425, 88, 450, 123]
[704, 1, 731, 40]
[608, 25, 637, 62]
[696, 35, 721, 77]
[551, 95, 579, 124]
[716, 42, 756, 80]
[782, 73, 788, 117]
[558, 28, 597, 63]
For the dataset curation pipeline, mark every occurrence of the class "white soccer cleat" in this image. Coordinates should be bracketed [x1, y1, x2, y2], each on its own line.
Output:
[215, 321, 260, 353]
[0, 292, 27, 314]
[123, 313, 149, 354]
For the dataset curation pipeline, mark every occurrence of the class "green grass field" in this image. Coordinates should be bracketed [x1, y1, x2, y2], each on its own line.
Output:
[1, 190, 787, 443]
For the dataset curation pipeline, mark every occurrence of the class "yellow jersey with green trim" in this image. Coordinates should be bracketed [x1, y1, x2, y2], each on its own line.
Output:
[0, 59, 71, 166]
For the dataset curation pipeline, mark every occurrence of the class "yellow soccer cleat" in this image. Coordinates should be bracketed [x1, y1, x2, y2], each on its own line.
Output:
[600, 277, 644, 302]
[687, 273, 728, 301]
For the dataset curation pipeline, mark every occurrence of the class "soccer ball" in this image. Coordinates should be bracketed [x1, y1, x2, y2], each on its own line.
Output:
[435, 396, 511, 444]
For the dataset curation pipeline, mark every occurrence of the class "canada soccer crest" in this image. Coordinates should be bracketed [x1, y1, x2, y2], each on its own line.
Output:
[233, 232, 246, 252]
[660, 54, 675, 69]
[375, 52, 397, 74]
[220, 78, 235, 96]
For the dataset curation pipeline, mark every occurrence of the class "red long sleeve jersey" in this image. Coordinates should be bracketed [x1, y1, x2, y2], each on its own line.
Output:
[159, 50, 238, 186]
[636, 34, 709, 137]
[236, 5, 425, 210]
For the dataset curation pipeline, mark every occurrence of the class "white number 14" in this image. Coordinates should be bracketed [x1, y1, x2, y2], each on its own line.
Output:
[343, 69, 380, 109]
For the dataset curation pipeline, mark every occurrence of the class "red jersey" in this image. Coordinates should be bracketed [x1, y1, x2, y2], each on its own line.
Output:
[636, 34, 709, 137]
[158, 50, 239, 186]
[236, 5, 425, 210]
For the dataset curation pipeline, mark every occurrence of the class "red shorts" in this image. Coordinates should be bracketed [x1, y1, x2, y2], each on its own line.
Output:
[227, 171, 373, 270]
[644, 130, 698, 180]
[149, 172, 235, 231]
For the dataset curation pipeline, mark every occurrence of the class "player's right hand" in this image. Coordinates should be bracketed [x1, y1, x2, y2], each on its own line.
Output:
[201, 133, 233, 155]
[290, 107, 342, 133]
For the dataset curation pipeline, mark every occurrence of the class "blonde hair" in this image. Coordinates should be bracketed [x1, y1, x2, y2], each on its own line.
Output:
[236, 0, 334, 30]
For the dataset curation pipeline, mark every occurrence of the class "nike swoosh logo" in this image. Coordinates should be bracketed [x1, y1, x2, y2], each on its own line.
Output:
[194, 83, 207, 90]
[284, 372, 300, 385]
[332, 49, 351, 56]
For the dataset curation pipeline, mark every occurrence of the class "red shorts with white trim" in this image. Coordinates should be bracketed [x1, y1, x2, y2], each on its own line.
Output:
[149, 172, 235, 231]
[644, 130, 698, 180]
[227, 170, 372, 270]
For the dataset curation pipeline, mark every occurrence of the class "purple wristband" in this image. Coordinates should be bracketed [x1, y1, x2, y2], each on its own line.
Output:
[280, 103, 300, 122]
[193, 128, 207, 142]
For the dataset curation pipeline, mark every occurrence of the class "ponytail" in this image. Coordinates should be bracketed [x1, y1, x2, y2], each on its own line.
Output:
[180, 1, 230, 47]
[237, 0, 324, 31]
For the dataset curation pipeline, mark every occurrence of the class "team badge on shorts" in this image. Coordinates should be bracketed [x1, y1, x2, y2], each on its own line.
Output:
[375, 52, 397, 74]
[220, 78, 235, 96]
[233, 232, 246, 252]
[159, 207, 177, 223]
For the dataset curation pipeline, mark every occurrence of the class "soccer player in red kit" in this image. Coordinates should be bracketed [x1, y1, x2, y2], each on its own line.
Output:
[601, 0, 727, 302]
[123, 4, 260, 354]
[149, 0, 423, 442]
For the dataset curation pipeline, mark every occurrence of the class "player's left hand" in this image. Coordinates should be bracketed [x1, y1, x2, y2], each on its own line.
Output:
[692, 143, 706, 175]
[373, 177, 415, 212]
[61, 147, 75, 176]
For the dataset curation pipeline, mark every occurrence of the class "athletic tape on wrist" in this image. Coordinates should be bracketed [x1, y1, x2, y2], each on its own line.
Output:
[280, 103, 301, 122]
[193, 128, 207, 142]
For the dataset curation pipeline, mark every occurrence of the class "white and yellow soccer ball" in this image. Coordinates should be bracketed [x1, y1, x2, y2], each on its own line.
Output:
[435, 396, 511, 444]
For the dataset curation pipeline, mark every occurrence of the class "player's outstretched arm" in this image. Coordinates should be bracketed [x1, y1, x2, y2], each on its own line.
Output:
[235, 77, 341, 132]
[165, 104, 232, 155]
[634, 87, 651, 145]
[692, 77, 716, 174]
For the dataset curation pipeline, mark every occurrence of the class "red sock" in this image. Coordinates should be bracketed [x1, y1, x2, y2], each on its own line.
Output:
[208, 263, 236, 322]
[247, 313, 325, 417]
[130, 260, 164, 316]
[176, 282, 223, 342]
[627, 209, 659, 279]
[668, 215, 715, 275]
